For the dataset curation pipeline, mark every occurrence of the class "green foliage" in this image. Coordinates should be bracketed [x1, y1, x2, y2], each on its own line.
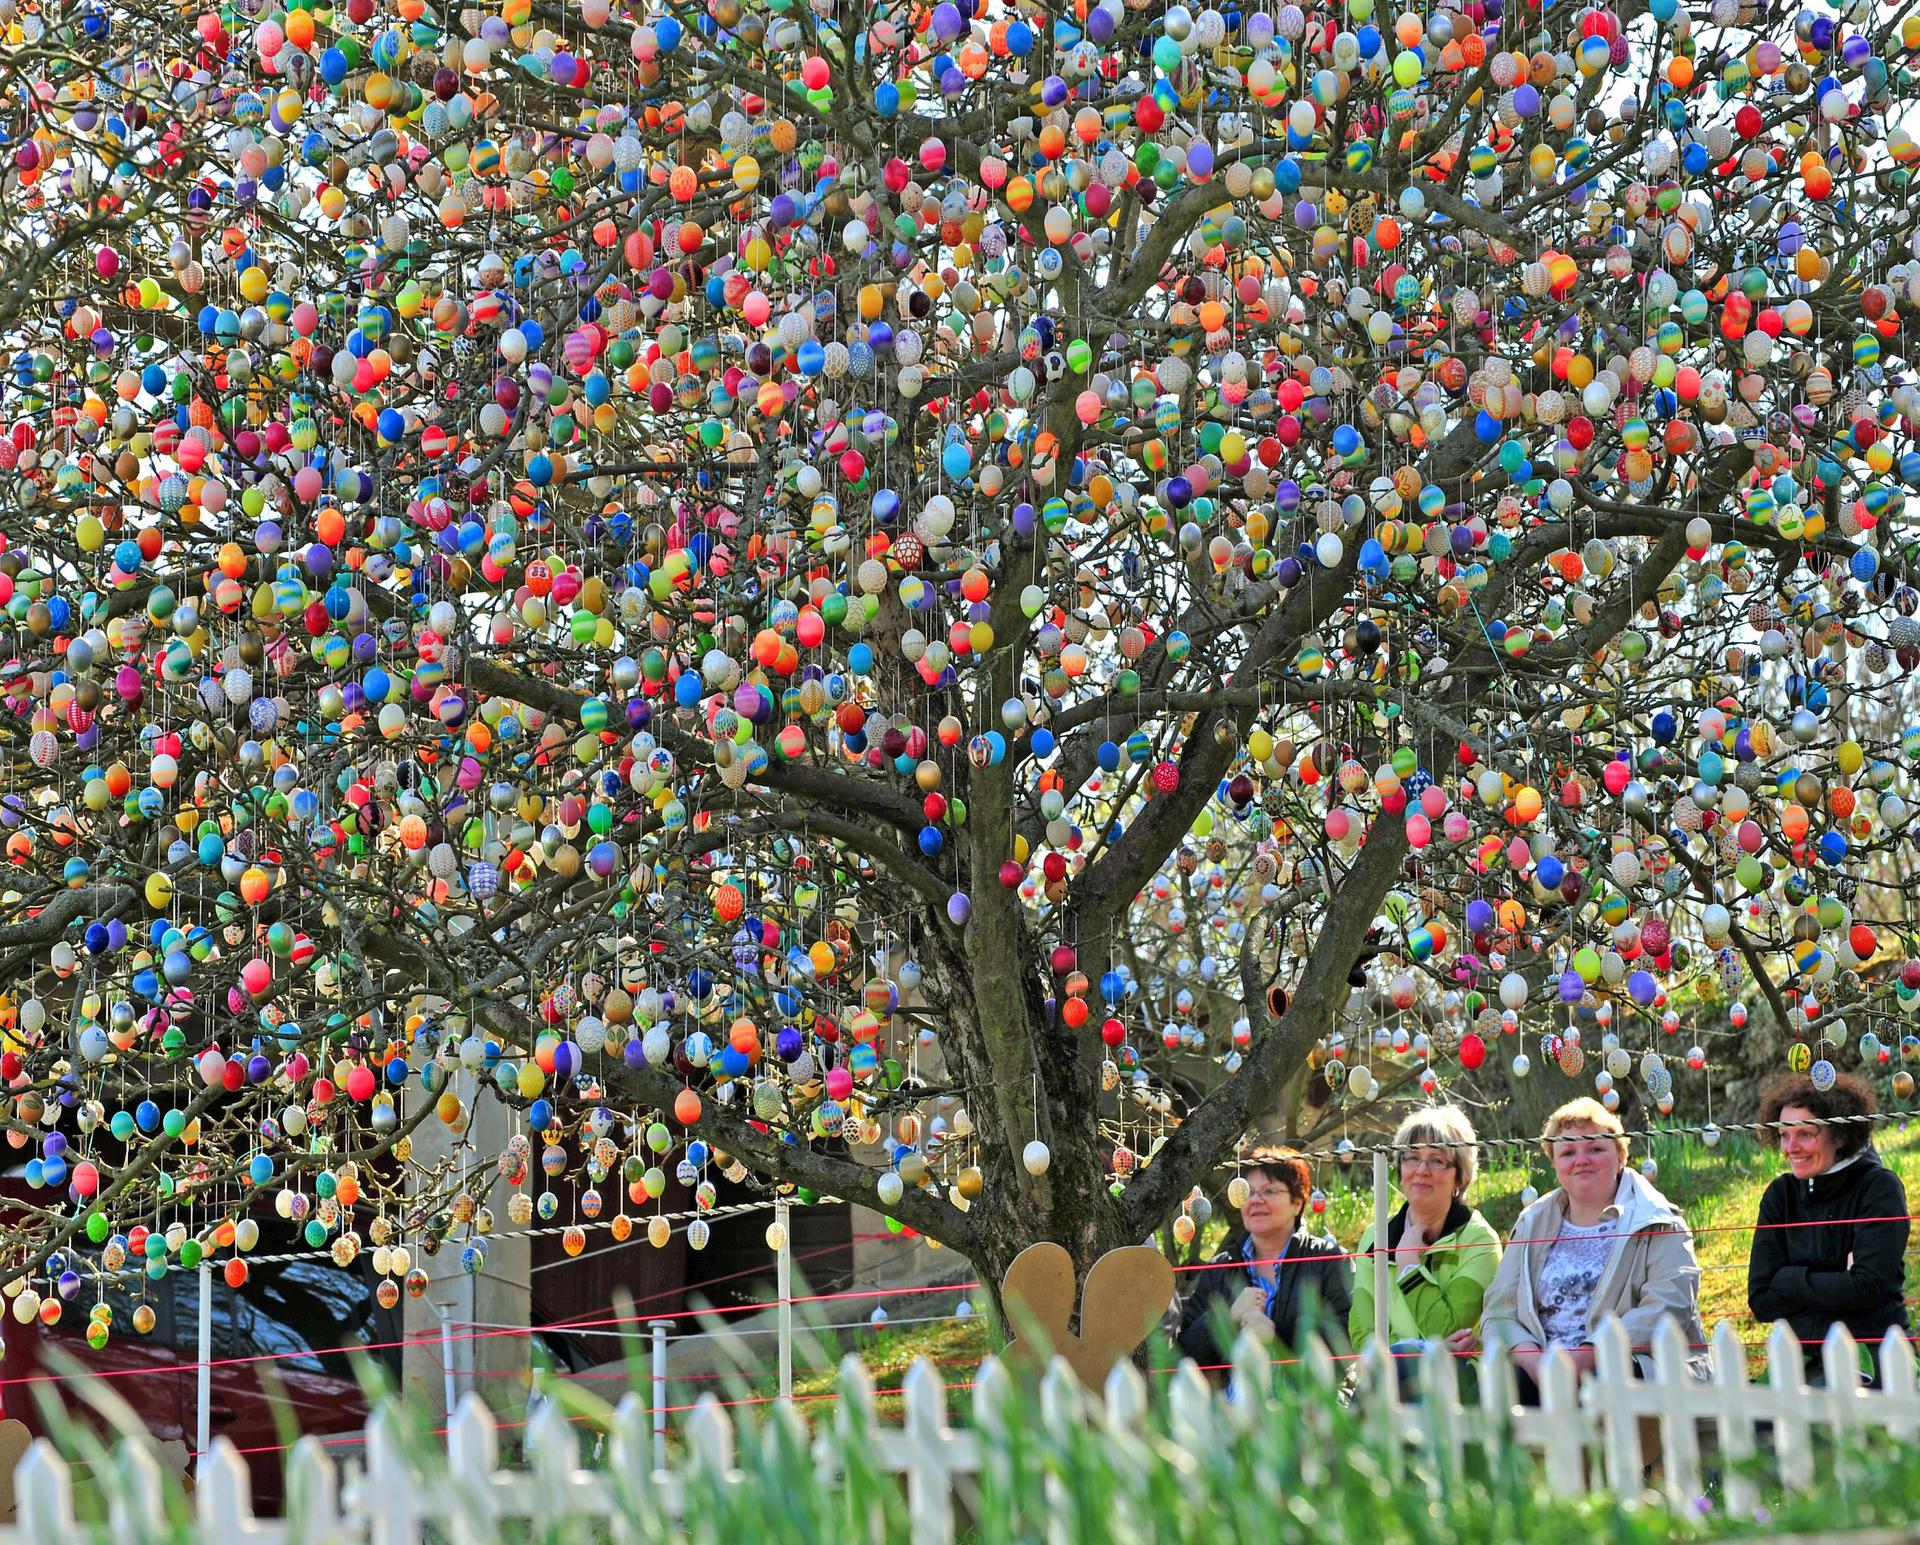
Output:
[17, 1335, 1920, 1545]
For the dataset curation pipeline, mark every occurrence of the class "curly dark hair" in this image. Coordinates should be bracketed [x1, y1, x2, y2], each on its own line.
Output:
[1242, 1146, 1313, 1209]
[1756, 1072, 1878, 1160]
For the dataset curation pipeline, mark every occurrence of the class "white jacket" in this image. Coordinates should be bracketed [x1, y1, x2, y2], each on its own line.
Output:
[1481, 1168, 1710, 1381]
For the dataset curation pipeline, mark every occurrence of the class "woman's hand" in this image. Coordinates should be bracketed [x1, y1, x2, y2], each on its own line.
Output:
[1393, 1221, 1427, 1275]
[1228, 1287, 1275, 1341]
[1228, 1286, 1268, 1327]
[1445, 1327, 1479, 1358]
[1509, 1344, 1545, 1381]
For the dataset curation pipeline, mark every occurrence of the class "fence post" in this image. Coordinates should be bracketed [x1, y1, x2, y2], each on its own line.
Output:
[775, 1197, 793, 1402]
[286, 1435, 343, 1545]
[448, 1394, 499, 1500]
[1708, 1321, 1759, 1519]
[527, 1401, 582, 1525]
[606, 1393, 660, 1521]
[1536, 1347, 1585, 1494]
[899, 1359, 958, 1545]
[1878, 1326, 1918, 1440]
[437, 1301, 458, 1420]
[1649, 1317, 1704, 1506]
[1362, 1334, 1406, 1487]
[1819, 1323, 1866, 1493]
[195, 1440, 259, 1540]
[1371, 1147, 1390, 1355]
[105, 1438, 167, 1542]
[196, 1259, 213, 1474]
[363, 1406, 420, 1545]
[1418, 1339, 1465, 1490]
[650, 1318, 672, 1471]
[684, 1396, 736, 1483]
[1592, 1319, 1646, 1491]
[16, 1443, 75, 1540]
[1765, 1319, 1814, 1491]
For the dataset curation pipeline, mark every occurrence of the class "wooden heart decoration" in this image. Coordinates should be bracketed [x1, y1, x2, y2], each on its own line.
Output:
[0, 1418, 33, 1523]
[999, 1242, 1175, 1392]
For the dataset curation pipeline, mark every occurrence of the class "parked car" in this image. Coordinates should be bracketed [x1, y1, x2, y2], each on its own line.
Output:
[0, 1192, 402, 1512]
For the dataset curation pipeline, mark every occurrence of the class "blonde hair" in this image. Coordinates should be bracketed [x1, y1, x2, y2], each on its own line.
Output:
[1540, 1097, 1628, 1161]
[1393, 1104, 1479, 1193]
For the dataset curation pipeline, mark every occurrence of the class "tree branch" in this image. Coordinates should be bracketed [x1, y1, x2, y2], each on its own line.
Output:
[1124, 812, 1412, 1235]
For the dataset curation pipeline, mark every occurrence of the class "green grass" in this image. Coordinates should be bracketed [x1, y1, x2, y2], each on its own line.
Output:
[788, 1314, 987, 1404]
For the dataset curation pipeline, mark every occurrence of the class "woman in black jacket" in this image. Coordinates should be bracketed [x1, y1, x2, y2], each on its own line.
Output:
[1177, 1147, 1353, 1366]
[1748, 1072, 1911, 1385]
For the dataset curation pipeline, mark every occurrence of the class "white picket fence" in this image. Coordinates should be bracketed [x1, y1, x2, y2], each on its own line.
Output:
[6, 1318, 1918, 1543]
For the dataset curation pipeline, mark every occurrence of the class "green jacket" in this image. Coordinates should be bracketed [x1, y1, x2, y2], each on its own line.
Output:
[1349, 1200, 1503, 1350]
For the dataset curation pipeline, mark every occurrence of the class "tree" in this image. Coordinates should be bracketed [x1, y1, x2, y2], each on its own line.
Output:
[3, 0, 1920, 1330]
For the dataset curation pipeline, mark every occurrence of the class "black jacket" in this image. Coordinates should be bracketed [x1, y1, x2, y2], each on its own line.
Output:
[1176, 1226, 1353, 1364]
[1747, 1147, 1911, 1370]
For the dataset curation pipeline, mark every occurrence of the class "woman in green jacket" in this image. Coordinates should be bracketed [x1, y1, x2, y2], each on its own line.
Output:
[1350, 1105, 1503, 1390]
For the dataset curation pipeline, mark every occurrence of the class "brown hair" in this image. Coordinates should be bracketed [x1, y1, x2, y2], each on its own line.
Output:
[1243, 1146, 1312, 1209]
[1757, 1072, 1877, 1160]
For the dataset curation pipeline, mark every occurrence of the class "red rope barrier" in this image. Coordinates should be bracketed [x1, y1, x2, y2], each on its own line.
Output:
[4, 1214, 1914, 1392]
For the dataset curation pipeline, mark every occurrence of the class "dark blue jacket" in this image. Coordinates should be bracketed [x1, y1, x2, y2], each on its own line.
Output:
[1176, 1225, 1353, 1363]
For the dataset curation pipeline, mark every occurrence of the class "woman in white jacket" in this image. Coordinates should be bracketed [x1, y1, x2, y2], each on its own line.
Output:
[1463, 1099, 1708, 1396]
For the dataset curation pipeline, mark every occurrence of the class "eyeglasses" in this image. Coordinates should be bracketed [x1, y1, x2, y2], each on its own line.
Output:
[1399, 1153, 1455, 1172]
[1243, 1186, 1294, 1202]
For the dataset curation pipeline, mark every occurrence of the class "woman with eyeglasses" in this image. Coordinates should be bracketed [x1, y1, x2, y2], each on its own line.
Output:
[1176, 1146, 1353, 1365]
[1348, 1106, 1503, 1388]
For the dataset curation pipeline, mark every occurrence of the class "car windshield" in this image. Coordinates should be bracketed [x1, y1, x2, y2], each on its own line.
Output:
[174, 1259, 381, 1381]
